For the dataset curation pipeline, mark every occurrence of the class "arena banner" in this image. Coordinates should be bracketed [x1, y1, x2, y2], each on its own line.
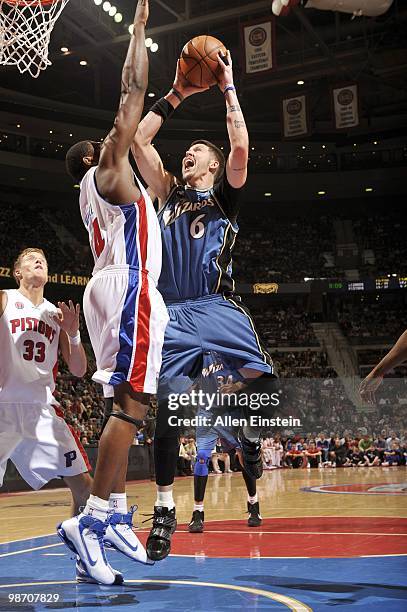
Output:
[282, 95, 309, 138]
[0, 266, 90, 286]
[253, 283, 279, 294]
[242, 18, 275, 75]
[333, 83, 359, 129]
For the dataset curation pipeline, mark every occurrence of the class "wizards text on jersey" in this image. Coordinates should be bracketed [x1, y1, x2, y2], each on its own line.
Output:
[158, 183, 238, 301]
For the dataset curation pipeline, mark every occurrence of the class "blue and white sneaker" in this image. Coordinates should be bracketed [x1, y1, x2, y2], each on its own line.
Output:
[104, 506, 153, 565]
[57, 514, 122, 585]
[75, 558, 123, 585]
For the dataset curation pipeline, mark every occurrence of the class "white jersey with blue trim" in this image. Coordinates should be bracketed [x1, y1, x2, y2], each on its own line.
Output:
[79, 166, 161, 284]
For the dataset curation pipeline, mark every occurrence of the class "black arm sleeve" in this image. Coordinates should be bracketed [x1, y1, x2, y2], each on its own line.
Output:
[213, 171, 245, 223]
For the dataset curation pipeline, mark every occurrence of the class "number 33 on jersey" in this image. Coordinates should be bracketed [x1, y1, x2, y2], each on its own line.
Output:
[0, 289, 60, 404]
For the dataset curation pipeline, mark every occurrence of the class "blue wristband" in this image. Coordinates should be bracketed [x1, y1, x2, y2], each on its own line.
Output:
[224, 85, 236, 95]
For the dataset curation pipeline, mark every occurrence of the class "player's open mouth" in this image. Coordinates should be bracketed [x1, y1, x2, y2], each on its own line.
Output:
[184, 158, 195, 170]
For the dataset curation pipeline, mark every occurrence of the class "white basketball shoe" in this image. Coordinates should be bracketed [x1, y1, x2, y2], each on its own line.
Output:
[75, 557, 124, 585]
[104, 506, 153, 565]
[57, 514, 122, 585]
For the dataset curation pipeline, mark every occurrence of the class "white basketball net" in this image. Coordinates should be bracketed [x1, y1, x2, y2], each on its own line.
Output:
[0, 0, 69, 78]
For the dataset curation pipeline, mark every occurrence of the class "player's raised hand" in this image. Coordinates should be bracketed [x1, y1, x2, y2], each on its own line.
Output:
[172, 59, 210, 99]
[359, 371, 383, 404]
[134, 0, 149, 26]
[217, 50, 233, 92]
[54, 300, 81, 338]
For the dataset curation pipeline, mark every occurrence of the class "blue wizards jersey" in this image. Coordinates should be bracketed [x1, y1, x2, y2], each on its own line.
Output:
[157, 174, 243, 301]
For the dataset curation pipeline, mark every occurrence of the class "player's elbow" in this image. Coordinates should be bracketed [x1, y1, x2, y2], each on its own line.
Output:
[131, 80, 148, 94]
[121, 68, 147, 98]
[134, 121, 152, 148]
[133, 132, 148, 152]
[232, 141, 249, 157]
[230, 143, 249, 167]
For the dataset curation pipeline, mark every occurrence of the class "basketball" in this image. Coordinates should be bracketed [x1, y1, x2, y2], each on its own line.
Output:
[179, 35, 227, 88]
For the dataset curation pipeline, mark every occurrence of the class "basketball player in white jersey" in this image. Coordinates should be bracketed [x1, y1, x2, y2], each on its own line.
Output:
[0, 248, 91, 515]
[58, 0, 168, 585]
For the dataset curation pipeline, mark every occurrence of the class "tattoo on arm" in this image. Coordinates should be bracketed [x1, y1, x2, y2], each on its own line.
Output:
[227, 105, 241, 113]
[232, 167, 247, 171]
[233, 120, 245, 129]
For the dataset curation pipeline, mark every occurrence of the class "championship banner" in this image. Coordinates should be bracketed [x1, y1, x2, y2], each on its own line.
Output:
[0, 266, 89, 286]
[242, 19, 274, 75]
[282, 95, 308, 138]
[253, 283, 279, 294]
[333, 84, 359, 129]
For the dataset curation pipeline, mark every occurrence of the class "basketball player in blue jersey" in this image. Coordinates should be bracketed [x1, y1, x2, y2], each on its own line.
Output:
[57, 0, 166, 586]
[133, 50, 274, 561]
[188, 356, 262, 533]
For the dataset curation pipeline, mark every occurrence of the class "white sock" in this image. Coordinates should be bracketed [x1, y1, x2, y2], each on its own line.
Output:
[194, 503, 204, 512]
[248, 493, 258, 505]
[155, 490, 175, 510]
[109, 493, 128, 514]
[83, 494, 109, 521]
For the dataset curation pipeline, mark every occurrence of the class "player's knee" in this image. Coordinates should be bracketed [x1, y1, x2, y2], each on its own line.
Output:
[194, 450, 212, 476]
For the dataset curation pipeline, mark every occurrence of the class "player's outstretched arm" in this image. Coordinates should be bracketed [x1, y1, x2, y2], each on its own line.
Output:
[217, 51, 249, 189]
[132, 61, 209, 203]
[55, 301, 87, 378]
[359, 329, 407, 403]
[97, 0, 148, 198]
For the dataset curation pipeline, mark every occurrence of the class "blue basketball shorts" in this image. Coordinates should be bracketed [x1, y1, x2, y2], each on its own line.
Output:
[158, 293, 272, 400]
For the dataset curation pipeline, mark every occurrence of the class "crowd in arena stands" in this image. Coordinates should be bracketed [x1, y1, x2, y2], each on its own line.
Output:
[54, 343, 407, 481]
[2, 198, 407, 283]
[356, 348, 407, 380]
[55, 356, 105, 445]
[1, 203, 70, 272]
[338, 302, 405, 343]
[54, 364, 104, 446]
[354, 212, 407, 279]
[56, 343, 406, 450]
[261, 430, 407, 469]
[232, 215, 342, 284]
[1, 202, 91, 275]
[56, 350, 154, 447]
[249, 306, 319, 347]
[270, 350, 334, 378]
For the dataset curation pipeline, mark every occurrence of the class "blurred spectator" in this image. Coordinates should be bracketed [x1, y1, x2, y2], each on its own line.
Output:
[177, 436, 193, 476]
[211, 439, 232, 474]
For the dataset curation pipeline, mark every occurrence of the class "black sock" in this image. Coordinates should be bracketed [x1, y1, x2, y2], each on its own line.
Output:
[194, 475, 208, 503]
[241, 467, 257, 497]
[154, 436, 179, 487]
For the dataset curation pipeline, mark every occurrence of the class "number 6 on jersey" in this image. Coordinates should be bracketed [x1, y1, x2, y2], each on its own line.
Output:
[190, 214, 206, 239]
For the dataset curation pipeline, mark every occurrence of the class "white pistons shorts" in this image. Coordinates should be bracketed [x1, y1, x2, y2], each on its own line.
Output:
[83, 265, 169, 395]
[0, 402, 90, 490]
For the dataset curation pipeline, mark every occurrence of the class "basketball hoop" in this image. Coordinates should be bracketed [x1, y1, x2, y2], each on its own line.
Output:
[0, 0, 70, 78]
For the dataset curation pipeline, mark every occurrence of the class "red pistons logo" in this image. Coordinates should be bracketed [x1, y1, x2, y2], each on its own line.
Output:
[15, 302, 24, 309]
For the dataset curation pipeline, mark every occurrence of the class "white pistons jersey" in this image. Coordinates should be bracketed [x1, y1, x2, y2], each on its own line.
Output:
[0, 289, 60, 405]
[79, 166, 162, 282]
